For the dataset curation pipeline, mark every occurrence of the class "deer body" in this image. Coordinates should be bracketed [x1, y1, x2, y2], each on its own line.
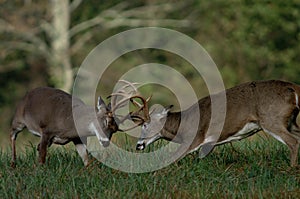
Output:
[11, 87, 118, 167]
[136, 80, 300, 166]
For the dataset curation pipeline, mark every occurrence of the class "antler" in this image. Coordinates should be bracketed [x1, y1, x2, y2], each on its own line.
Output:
[110, 80, 139, 113]
[108, 80, 151, 131]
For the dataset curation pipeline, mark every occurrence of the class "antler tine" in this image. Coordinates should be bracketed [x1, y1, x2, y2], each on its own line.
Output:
[109, 92, 131, 112]
[110, 80, 141, 113]
[118, 80, 139, 92]
[111, 96, 134, 112]
[118, 121, 144, 132]
[128, 95, 150, 122]
[108, 80, 151, 131]
[129, 94, 152, 111]
[113, 94, 151, 130]
[130, 98, 143, 108]
[116, 112, 146, 132]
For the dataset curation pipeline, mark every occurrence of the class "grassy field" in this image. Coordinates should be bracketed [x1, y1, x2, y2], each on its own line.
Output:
[1, 134, 300, 198]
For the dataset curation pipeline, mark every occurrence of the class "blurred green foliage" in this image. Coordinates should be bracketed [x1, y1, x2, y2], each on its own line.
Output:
[0, 0, 300, 139]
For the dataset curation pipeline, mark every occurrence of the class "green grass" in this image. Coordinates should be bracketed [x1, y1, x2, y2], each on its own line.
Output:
[1, 135, 300, 198]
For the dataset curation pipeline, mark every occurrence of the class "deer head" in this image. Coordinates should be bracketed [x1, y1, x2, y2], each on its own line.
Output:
[94, 96, 118, 147]
[136, 105, 173, 150]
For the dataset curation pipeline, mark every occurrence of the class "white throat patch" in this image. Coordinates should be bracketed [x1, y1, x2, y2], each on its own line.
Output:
[88, 122, 109, 145]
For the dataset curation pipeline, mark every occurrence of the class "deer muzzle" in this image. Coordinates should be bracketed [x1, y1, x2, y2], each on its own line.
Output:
[136, 141, 145, 150]
[98, 137, 110, 147]
[101, 140, 110, 147]
[136, 133, 162, 151]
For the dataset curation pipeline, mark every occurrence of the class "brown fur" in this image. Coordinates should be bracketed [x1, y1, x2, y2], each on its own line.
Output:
[139, 80, 300, 166]
[10, 87, 118, 167]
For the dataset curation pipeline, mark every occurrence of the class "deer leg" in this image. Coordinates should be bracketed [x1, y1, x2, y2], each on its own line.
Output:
[10, 124, 25, 168]
[290, 118, 300, 139]
[289, 124, 300, 166]
[291, 126, 300, 137]
[188, 134, 215, 158]
[10, 130, 18, 168]
[290, 141, 300, 167]
[38, 134, 51, 164]
[37, 141, 53, 151]
[287, 109, 300, 139]
[263, 125, 299, 167]
[171, 141, 198, 163]
[73, 137, 89, 166]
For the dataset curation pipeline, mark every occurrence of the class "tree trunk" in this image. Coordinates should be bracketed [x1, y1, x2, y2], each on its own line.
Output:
[50, 0, 73, 92]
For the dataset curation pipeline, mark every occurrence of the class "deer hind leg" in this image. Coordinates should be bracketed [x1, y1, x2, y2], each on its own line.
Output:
[10, 122, 25, 168]
[286, 109, 300, 165]
[262, 123, 299, 167]
[38, 133, 51, 164]
[73, 137, 89, 166]
[289, 122, 300, 166]
[288, 109, 300, 138]
[290, 124, 300, 139]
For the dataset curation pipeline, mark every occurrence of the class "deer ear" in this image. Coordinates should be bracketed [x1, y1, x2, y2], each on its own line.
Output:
[107, 102, 112, 110]
[157, 105, 173, 119]
[97, 96, 106, 112]
[162, 105, 173, 115]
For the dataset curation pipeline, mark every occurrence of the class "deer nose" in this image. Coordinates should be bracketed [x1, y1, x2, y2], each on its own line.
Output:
[101, 140, 110, 147]
[136, 143, 145, 150]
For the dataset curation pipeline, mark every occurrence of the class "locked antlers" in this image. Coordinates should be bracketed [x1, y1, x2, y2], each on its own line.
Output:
[108, 80, 151, 131]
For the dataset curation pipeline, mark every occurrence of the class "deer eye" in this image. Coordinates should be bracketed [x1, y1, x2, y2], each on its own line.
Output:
[143, 123, 148, 129]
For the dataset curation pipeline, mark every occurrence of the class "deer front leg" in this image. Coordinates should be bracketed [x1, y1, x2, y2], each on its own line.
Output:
[169, 141, 194, 163]
[10, 126, 24, 168]
[10, 130, 18, 168]
[262, 124, 299, 167]
[73, 137, 89, 166]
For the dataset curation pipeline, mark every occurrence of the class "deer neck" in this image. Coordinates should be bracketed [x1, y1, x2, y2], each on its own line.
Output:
[161, 112, 181, 142]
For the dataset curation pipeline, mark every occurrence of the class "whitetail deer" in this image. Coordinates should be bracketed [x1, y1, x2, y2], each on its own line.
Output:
[10, 81, 146, 167]
[135, 80, 300, 167]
